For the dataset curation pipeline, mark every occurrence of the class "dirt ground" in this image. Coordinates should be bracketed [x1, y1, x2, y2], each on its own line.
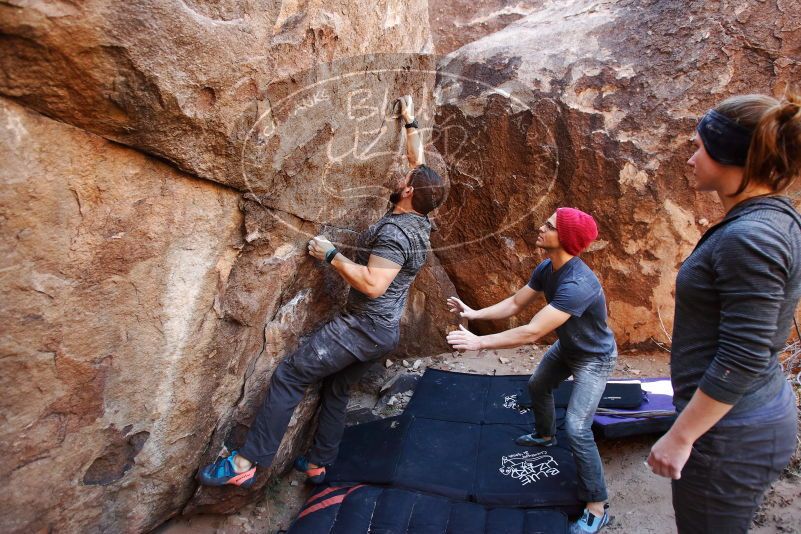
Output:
[158, 347, 801, 534]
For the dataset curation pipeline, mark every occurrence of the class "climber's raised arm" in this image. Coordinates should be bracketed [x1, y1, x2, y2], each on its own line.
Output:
[398, 95, 424, 167]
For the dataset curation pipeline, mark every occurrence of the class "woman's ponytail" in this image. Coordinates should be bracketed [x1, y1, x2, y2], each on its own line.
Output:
[714, 91, 801, 195]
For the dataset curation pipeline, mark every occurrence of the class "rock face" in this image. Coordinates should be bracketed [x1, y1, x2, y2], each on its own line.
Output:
[0, 98, 243, 532]
[0, 1, 451, 532]
[4, 0, 799, 531]
[432, 0, 801, 346]
[0, 0, 432, 193]
[429, 0, 544, 54]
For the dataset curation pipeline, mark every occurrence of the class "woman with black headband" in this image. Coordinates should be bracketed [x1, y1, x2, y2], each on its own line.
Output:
[647, 93, 801, 533]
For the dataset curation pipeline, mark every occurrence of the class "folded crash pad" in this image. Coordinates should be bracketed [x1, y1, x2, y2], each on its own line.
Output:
[287, 484, 569, 534]
[591, 378, 676, 438]
[552, 380, 645, 409]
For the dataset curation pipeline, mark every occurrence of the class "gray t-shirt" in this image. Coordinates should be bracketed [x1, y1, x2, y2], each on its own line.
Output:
[528, 257, 616, 357]
[345, 212, 431, 326]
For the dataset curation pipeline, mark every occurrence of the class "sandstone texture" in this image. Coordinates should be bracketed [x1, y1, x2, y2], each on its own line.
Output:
[0, 99, 242, 532]
[0, 0, 432, 193]
[433, 0, 801, 346]
[4, 0, 801, 532]
[429, 0, 544, 54]
[0, 0, 451, 531]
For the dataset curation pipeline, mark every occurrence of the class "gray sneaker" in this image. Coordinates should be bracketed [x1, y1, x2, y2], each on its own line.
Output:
[571, 505, 610, 533]
[514, 433, 557, 447]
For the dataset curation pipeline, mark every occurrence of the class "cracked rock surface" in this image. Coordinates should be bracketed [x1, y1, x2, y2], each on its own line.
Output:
[432, 0, 801, 346]
[0, 1, 449, 532]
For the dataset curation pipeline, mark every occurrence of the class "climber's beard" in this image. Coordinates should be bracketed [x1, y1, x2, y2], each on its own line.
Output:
[388, 171, 410, 205]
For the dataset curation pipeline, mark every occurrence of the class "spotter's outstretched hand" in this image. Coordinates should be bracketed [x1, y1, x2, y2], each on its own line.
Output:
[447, 296, 476, 320]
[447, 324, 482, 351]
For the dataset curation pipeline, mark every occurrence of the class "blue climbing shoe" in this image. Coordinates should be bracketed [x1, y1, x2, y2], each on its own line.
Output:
[198, 451, 256, 488]
[293, 456, 327, 484]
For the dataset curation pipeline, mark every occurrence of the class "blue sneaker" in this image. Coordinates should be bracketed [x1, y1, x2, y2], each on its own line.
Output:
[198, 451, 256, 488]
[515, 433, 558, 447]
[571, 505, 610, 533]
[293, 456, 327, 484]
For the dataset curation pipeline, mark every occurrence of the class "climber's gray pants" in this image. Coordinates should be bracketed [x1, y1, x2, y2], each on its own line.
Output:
[239, 312, 399, 467]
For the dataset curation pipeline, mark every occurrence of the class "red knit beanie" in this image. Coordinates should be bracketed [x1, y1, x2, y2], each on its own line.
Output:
[556, 208, 598, 255]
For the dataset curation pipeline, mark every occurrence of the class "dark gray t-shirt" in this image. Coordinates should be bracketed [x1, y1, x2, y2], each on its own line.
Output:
[528, 257, 616, 357]
[345, 212, 431, 326]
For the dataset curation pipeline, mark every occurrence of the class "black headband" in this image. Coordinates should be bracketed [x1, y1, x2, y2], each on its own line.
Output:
[696, 109, 754, 167]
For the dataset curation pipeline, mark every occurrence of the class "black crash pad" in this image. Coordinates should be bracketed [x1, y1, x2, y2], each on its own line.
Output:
[327, 370, 581, 513]
[287, 484, 569, 534]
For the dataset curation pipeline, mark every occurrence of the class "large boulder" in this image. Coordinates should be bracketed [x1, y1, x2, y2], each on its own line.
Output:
[0, 0, 432, 193]
[0, 0, 454, 530]
[432, 0, 801, 346]
[429, 0, 544, 54]
[0, 98, 242, 533]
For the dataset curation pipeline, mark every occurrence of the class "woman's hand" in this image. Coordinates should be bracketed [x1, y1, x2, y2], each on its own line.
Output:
[647, 431, 693, 479]
[308, 235, 335, 261]
[447, 296, 477, 320]
[446, 324, 483, 351]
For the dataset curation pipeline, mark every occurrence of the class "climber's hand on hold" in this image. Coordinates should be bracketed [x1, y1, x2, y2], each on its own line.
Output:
[398, 95, 414, 123]
[308, 235, 335, 261]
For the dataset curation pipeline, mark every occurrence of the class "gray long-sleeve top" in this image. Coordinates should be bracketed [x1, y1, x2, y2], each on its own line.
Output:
[671, 196, 801, 417]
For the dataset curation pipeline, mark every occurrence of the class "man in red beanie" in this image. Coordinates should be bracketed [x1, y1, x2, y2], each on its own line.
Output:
[447, 208, 617, 534]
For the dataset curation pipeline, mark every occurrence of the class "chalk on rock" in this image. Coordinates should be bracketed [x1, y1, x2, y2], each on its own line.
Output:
[385, 359, 394, 368]
[499, 356, 510, 364]
[412, 359, 422, 370]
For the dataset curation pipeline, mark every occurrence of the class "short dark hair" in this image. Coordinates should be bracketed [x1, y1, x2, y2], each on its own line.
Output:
[409, 165, 446, 215]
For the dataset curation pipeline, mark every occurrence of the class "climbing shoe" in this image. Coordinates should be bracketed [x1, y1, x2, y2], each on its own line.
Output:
[198, 450, 256, 488]
[293, 456, 327, 484]
[515, 432, 558, 447]
[570, 504, 610, 533]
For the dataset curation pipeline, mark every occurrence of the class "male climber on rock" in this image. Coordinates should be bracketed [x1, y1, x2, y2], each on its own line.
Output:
[446, 208, 617, 534]
[198, 95, 446, 488]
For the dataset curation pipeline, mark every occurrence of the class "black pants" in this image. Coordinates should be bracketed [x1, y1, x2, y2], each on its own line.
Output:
[672, 399, 797, 533]
[240, 313, 398, 467]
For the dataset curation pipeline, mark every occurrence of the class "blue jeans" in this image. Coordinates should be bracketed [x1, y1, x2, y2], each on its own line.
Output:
[528, 341, 617, 503]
